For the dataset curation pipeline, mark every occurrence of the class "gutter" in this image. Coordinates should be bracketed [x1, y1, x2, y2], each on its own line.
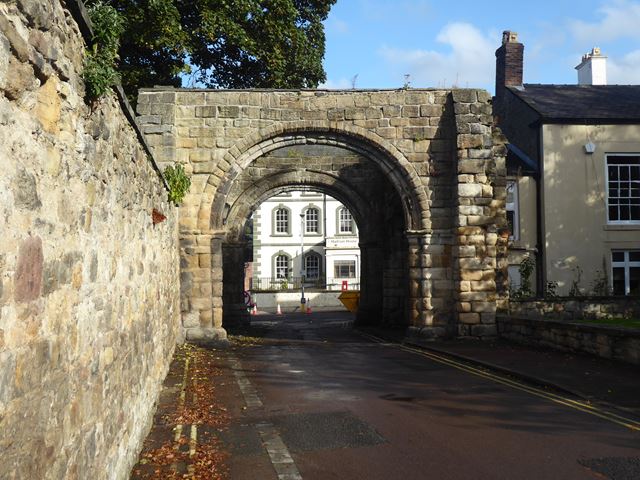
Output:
[535, 126, 545, 296]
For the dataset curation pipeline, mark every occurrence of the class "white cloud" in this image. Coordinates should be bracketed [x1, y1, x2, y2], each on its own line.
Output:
[569, 0, 640, 43]
[608, 49, 640, 83]
[378, 23, 497, 89]
[319, 77, 353, 89]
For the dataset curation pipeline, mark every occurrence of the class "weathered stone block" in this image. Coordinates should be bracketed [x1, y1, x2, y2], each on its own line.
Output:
[420, 105, 443, 117]
[402, 105, 420, 118]
[344, 108, 365, 120]
[12, 168, 41, 210]
[457, 134, 483, 149]
[459, 312, 480, 324]
[452, 89, 478, 103]
[458, 183, 482, 197]
[195, 106, 217, 118]
[217, 105, 240, 118]
[14, 236, 43, 303]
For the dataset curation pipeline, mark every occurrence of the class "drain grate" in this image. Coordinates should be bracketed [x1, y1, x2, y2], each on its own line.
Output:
[579, 457, 640, 479]
[268, 411, 385, 452]
[211, 424, 265, 456]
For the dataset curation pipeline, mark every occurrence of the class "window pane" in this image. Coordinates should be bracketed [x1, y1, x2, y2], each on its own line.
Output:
[305, 255, 320, 279]
[275, 208, 289, 233]
[334, 260, 356, 278]
[305, 208, 319, 233]
[612, 251, 625, 262]
[506, 181, 516, 204]
[339, 208, 353, 233]
[506, 211, 515, 234]
[630, 267, 640, 295]
[607, 158, 640, 222]
[620, 205, 630, 220]
[629, 251, 640, 262]
[276, 255, 288, 278]
[621, 167, 630, 181]
[612, 267, 625, 295]
[609, 206, 618, 221]
[608, 155, 640, 165]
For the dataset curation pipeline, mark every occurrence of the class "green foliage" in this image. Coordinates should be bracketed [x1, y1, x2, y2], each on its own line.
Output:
[511, 255, 535, 299]
[582, 317, 640, 329]
[105, 0, 336, 100]
[544, 280, 559, 299]
[590, 258, 610, 296]
[164, 164, 191, 204]
[568, 265, 583, 297]
[83, 1, 125, 99]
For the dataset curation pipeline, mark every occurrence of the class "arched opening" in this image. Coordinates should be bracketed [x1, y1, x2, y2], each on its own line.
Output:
[211, 135, 424, 331]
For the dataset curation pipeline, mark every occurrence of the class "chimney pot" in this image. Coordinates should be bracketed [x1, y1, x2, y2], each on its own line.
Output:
[502, 31, 519, 45]
[576, 47, 607, 85]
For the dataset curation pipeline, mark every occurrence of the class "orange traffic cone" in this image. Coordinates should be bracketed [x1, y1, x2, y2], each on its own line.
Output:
[276, 304, 282, 315]
[306, 300, 311, 315]
[252, 304, 257, 315]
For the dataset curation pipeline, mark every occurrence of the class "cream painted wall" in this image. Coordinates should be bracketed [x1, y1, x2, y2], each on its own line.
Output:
[541, 123, 640, 294]
[515, 176, 538, 250]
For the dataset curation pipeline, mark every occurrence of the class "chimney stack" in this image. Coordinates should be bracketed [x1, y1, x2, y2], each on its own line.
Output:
[494, 31, 524, 115]
[576, 48, 607, 85]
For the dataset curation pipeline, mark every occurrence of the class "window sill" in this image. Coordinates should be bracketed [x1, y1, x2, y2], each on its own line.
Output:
[604, 224, 640, 231]
[508, 242, 529, 251]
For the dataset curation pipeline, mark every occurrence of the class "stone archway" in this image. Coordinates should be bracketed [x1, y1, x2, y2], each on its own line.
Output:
[215, 147, 410, 330]
[136, 88, 508, 343]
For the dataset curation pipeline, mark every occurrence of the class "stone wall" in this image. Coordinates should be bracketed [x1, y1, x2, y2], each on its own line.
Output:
[509, 297, 640, 320]
[498, 317, 640, 365]
[0, 1, 180, 479]
[137, 88, 507, 341]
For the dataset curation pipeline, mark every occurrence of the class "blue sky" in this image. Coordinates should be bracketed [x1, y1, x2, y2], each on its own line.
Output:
[321, 0, 640, 92]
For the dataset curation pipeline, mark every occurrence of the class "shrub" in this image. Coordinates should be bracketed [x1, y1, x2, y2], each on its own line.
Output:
[164, 164, 191, 204]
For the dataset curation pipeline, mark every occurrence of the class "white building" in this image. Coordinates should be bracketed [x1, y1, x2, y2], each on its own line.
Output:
[250, 190, 360, 291]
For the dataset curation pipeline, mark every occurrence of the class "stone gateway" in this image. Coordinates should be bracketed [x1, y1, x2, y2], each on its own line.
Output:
[137, 88, 508, 342]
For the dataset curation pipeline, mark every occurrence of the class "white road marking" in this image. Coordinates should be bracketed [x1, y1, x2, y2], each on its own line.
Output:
[256, 422, 303, 480]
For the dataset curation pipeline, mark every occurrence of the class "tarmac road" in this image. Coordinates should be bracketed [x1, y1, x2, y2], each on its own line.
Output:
[226, 311, 640, 480]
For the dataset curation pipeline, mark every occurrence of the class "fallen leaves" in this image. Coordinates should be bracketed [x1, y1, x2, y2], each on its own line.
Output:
[229, 335, 265, 347]
[131, 345, 231, 479]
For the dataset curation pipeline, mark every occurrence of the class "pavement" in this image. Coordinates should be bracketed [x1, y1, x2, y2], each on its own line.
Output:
[359, 325, 640, 416]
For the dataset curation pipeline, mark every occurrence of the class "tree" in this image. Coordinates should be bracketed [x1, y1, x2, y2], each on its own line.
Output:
[102, 0, 336, 98]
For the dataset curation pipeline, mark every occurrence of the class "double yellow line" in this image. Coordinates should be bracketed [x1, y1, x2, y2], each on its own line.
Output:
[359, 332, 640, 432]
